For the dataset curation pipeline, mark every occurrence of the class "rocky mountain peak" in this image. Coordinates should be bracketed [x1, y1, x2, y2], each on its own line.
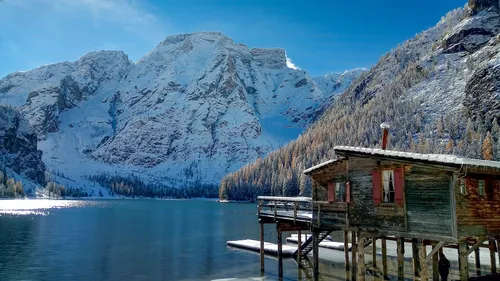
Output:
[250, 48, 287, 69]
[158, 32, 231, 47]
[469, 0, 499, 15]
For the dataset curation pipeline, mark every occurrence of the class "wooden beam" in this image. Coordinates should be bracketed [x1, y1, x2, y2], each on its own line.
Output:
[432, 242, 439, 281]
[344, 230, 350, 270]
[475, 247, 481, 276]
[459, 240, 469, 281]
[412, 238, 420, 278]
[358, 234, 365, 281]
[372, 237, 377, 268]
[497, 239, 500, 274]
[382, 237, 388, 279]
[277, 224, 283, 279]
[260, 223, 265, 273]
[489, 240, 497, 274]
[419, 241, 428, 281]
[397, 237, 404, 281]
[351, 231, 357, 281]
[424, 241, 445, 263]
[278, 223, 309, 232]
[466, 238, 487, 256]
[297, 230, 302, 266]
[313, 230, 319, 281]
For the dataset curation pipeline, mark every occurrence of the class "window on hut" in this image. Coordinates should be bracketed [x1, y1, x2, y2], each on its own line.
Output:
[335, 182, 345, 202]
[372, 168, 403, 205]
[459, 178, 467, 195]
[328, 182, 346, 202]
[478, 180, 485, 196]
[382, 170, 395, 203]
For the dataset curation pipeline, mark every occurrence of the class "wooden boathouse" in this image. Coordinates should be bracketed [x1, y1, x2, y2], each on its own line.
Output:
[254, 126, 500, 281]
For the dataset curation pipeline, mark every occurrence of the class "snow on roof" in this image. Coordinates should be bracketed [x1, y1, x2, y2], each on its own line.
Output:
[334, 146, 500, 169]
[303, 159, 342, 174]
[303, 146, 500, 174]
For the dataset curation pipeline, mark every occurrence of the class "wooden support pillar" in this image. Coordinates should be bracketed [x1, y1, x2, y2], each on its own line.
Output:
[489, 239, 497, 274]
[497, 239, 500, 271]
[419, 241, 428, 281]
[260, 222, 264, 273]
[475, 247, 481, 276]
[382, 237, 388, 279]
[277, 224, 283, 279]
[372, 237, 377, 268]
[344, 230, 350, 270]
[358, 233, 366, 281]
[351, 231, 357, 281]
[459, 240, 469, 281]
[313, 230, 319, 281]
[432, 242, 439, 281]
[412, 238, 420, 278]
[397, 237, 405, 281]
[297, 229, 302, 266]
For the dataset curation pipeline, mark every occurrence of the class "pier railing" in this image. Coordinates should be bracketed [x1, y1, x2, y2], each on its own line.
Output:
[257, 196, 312, 223]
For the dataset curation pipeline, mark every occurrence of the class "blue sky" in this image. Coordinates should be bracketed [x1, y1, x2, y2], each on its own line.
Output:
[0, 0, 465, 78]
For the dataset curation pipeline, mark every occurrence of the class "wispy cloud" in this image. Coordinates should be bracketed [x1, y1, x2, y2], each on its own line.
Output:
[0, 0, 174, 76]
[286, 54, 299, 70]
[6, 0, 169, 39]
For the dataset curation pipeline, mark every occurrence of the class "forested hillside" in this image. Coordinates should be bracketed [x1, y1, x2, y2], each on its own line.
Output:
[219, 2, 500, 201]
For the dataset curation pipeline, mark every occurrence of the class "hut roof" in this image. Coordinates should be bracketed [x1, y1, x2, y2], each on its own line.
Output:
[303, 146, 500, 174]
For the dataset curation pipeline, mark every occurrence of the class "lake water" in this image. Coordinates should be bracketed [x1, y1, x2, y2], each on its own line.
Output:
[1, 199, 493, 281]
[0, 199, 346, 281]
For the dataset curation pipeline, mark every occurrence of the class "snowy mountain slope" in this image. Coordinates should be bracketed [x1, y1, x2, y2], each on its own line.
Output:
[219, 0, 500, 200]
[0, 32, 363, 186]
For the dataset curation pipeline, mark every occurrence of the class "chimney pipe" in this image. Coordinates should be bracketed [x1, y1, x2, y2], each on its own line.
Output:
[380, 122, 390, 150]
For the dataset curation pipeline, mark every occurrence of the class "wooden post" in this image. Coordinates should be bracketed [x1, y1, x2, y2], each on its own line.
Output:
[372, 237, 377, 268]
[432, 242, 439, 281]
[419, 241, 428, 281]
[260, 222, 265, 273]
[358, 233, 366, 281]
[351, 231, 357, 281]
[397, 237, 405, 281]
[497, 239, 500, 272]
[277, 224, 283, 279]
[475, 247, 481, 276]
[459, 240, 469, 281]
[382, 237, 388, 279]
[313, 230, 319, 281]
[344, 230, 350, 270]
[412, 238, 420, 278]
[490, 239, 497, 274]
[297, 229, 302, 266]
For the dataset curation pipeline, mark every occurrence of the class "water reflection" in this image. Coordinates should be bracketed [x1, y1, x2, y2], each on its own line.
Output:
[0, 199, 104, 216]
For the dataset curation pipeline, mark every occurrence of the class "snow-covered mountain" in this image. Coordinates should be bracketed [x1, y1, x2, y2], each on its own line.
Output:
[0, 32, 363, 187]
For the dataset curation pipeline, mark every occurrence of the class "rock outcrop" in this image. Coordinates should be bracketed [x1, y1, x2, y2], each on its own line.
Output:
[0, 106, 45, 185]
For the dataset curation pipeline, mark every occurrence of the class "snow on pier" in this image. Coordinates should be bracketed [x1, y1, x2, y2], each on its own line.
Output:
[226, 239, 297, 257]
[286, 235, 349, 251]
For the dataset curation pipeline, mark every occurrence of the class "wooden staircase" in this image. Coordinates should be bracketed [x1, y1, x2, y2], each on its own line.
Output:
[293, 230, 332, 257]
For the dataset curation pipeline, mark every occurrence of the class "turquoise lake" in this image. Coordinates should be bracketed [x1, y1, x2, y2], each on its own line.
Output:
[0, 199, 344, 281]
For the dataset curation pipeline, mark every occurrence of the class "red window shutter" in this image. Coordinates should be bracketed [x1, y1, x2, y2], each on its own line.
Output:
[394, 167, 404, 205]
[372, 170, 381, 205]
[327, 182, 335, 202]
[345, 181, 351, 203]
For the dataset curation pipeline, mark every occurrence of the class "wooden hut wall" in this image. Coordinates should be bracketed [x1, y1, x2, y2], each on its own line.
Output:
[456, 173, 500, 237]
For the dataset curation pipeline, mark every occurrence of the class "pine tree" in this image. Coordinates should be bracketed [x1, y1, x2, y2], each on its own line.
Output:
[483, 131, 494, 160]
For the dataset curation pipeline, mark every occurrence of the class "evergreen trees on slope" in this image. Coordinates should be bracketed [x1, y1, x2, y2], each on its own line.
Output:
[219, 6, 500, 201]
